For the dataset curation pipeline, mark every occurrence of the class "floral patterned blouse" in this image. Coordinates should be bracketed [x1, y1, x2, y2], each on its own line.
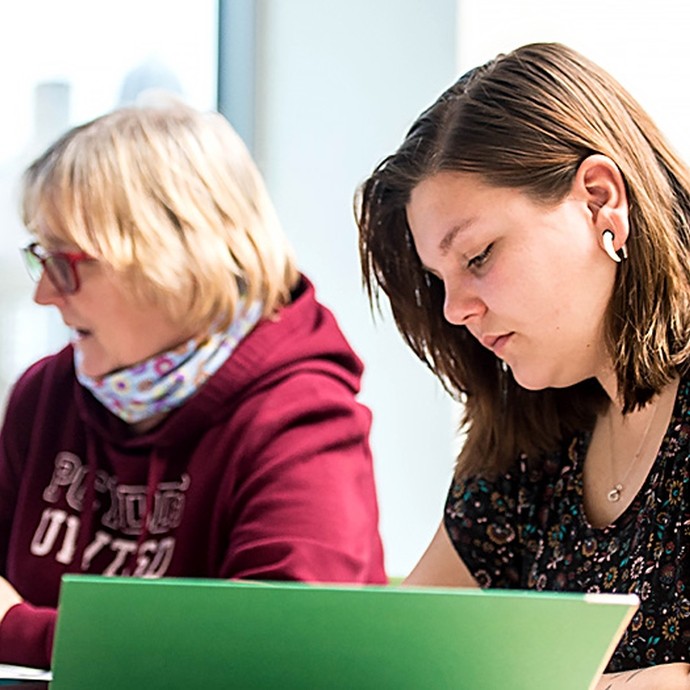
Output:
[444, 377, 690, 672]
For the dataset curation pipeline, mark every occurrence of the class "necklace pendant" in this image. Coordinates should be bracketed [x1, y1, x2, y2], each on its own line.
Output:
[607, 484, 623, 502]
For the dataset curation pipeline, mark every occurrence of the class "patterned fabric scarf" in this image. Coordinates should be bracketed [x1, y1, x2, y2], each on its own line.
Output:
[75, 301, 263, 424]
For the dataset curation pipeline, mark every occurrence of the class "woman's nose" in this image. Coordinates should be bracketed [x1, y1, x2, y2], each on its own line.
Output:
[33, 271, 64, 307]
[443, 277, 485, 326]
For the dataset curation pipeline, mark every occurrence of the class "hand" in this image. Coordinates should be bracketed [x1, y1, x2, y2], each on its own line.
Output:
[0, 577, 22, 624]
[597, 663, 690, 689]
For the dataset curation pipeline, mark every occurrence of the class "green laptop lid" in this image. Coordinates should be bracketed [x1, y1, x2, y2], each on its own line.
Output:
[50, 576, 637, 690]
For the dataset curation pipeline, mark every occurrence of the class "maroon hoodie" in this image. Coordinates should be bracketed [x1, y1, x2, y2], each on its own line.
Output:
[0, 277, 386, 668]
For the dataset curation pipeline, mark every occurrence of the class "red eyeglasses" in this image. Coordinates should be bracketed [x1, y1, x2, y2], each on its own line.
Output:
[21, 242, 94, 295]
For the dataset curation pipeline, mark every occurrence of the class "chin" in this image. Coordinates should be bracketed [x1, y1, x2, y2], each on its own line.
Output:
[512, 377, 551, 392]
[73, 341, 118, 379]
[80, 365, 109, 379]
[509, 365, 583, 391]
[76, 355, 116, 379]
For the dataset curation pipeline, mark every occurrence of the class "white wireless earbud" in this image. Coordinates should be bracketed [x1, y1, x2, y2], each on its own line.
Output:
[602, 230, 627, 263]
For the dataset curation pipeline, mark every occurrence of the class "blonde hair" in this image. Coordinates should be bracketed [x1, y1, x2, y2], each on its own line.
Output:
[21, 99, 299, 333]
[357, 43, 690, 478]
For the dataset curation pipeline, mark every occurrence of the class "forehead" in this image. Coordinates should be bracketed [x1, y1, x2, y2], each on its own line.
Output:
[407, 171, 505, 224]
[406, 172, 501, 254]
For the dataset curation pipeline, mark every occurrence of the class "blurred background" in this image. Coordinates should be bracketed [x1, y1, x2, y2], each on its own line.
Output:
[1, 0, 688, 578]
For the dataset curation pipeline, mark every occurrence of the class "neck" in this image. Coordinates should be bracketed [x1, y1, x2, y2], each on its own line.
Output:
[130, 411, 169, 435]
[583, 371, 679, 523]
[596, 365, 623, 410]
[597, 364, 679, 418]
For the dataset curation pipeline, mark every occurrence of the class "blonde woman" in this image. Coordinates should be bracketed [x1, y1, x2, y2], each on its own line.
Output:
[358, 43, 690, 688]
[0, 101, 385, 669]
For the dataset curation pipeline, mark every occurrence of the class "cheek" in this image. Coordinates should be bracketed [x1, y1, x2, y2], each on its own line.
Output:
[90, 308, 140, 353]
[514, 248, 570, 300]
[480, 257, 537, 311]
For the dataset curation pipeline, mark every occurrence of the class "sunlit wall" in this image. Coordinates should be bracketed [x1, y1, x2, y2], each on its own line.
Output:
[0, 1, 217, 407]
[457, 0, 690, 161]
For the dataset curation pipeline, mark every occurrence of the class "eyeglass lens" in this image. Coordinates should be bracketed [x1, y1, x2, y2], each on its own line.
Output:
[44, 256, 77, 293]
[22, 245, 78, 294]
[22, 247, 44, 282]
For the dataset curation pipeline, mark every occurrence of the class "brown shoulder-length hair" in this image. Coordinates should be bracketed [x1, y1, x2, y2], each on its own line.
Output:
[356, 42, 690, 479]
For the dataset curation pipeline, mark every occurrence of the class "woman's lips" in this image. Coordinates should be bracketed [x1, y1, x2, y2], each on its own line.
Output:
[481, 332, 514, 356]
[71, 328, 92, 340]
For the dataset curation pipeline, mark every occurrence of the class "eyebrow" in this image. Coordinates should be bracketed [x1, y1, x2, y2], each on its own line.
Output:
[438, 217, 477, 256]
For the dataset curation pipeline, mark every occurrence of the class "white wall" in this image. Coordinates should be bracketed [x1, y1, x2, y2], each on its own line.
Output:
[0, 2, 218, 412]
[457, 0, 690, 161]
[253, 0, 458, 577]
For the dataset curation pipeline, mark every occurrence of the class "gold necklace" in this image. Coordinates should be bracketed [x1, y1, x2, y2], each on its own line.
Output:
[606, 402, 659, 503]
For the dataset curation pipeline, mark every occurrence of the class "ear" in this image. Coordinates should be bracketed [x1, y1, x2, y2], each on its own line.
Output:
[572, 154, 630, 253]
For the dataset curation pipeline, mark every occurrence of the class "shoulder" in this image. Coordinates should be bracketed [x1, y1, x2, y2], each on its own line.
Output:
[447, 441, 578, 518]
[270, 276, 357, 352]
[5, 347, 74, 411]
[446, 467, 523, 521]
[232, 366, 372, 442]
[228, 275, 364, 393]
[676, 372, 690, 412]
[1, 347, 75, 461]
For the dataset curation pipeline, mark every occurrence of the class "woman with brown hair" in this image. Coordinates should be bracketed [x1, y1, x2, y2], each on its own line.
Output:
[358, 42, 690, 687]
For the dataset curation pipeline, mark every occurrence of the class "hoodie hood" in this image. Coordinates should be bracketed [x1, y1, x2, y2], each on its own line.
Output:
[73, 276, 363, 451]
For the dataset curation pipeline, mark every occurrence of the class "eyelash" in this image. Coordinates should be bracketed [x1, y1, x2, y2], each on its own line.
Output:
[467, 243, 494, 270]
